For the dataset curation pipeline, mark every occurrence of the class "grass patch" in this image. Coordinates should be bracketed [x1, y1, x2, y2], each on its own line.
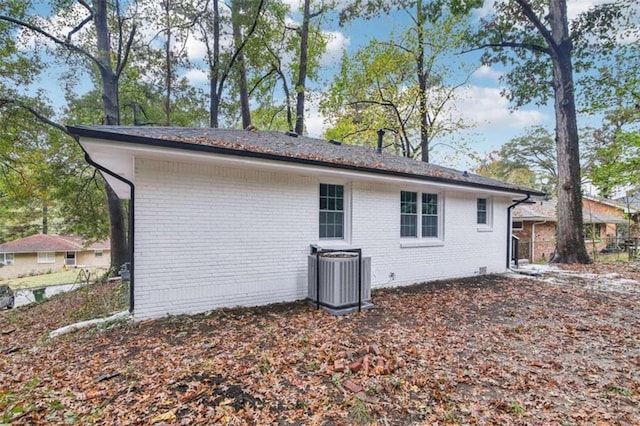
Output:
[593, 252, 638, 263]
[2, 269, 105, 290]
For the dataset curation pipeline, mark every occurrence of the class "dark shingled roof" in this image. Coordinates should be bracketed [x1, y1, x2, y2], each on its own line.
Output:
[68, 125, 544, 196]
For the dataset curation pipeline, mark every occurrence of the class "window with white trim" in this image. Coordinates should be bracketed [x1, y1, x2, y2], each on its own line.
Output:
[401, 191, 442, 239]
[37, 251, 56, 264]
[94, 250, 103, 257]
[0, 253, 14, 266]
[319, 183, 345, 239]
[512, 221, 523, 231]
[477, 197, 493, 229]
[477, 198, 488, 224]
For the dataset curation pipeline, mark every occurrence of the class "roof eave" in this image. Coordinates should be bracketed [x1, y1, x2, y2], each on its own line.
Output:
[68, 125, 544, 197]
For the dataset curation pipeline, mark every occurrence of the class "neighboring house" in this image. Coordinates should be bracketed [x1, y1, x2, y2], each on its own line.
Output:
[0, 234, 110, 280]
[615, 193, 640, 223]
[70, 125, 542, 320]
[512, 197, 633, 262]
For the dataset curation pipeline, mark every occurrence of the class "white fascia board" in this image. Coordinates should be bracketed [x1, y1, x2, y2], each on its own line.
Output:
[80, 137, 529, 199]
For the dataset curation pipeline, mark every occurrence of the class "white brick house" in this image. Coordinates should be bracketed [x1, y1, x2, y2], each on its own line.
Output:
[69, 126, 542, 320]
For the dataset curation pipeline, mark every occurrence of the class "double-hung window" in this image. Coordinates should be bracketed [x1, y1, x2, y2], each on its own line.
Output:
[401, 191, 442, 240]
[0, 253, 14, 266]
[400, 191, 418, 237]
[477, 198, 488, 224]
[477, 197, 493, 230]
[37, 251, 55, 264]
[319, 183, 345, 239]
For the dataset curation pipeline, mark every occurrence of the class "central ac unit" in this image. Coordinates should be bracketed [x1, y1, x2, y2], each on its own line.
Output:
[308, 253, 371, 310]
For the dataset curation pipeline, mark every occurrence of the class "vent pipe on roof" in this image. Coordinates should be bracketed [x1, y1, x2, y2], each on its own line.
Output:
[377, 129, 385, 153]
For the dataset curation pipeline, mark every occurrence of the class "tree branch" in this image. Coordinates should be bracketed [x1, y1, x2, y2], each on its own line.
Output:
[462, 41, 550, 55]
[0, 15, 102, 70]
[0, 99, 70, 135]
[309, 8, 324, 20]
[217, 0, 266, 98]
[66, 14, 93, 43]
[346, 100, 395, 108]
[116, 24, 137, 77]
[513, 0, 556, 51]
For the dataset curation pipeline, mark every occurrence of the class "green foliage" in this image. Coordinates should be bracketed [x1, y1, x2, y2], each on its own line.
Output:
[322, 7, 474, 160]
[498, 126, 556, 192]
[339, 0, 482, 24]
[590, 129, 640, 197]
[236, 0, 329, 132]
[474, 151, 537, 189]
[477, 0, 639, 110]
[476, 125, 602, 194]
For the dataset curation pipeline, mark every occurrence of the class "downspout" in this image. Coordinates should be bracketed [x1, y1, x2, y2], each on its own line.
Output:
[507, 194, 531, 269]
[75, 142, 135, 314]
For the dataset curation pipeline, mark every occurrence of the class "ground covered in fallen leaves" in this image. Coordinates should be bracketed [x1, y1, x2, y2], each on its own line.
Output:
[1, 263, 639, 425]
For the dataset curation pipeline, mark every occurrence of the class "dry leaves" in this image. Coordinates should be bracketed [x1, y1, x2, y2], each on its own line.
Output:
[1, 264, 639, 424]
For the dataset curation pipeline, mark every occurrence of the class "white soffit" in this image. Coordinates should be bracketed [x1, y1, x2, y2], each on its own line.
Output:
[81, 139, 134, 199]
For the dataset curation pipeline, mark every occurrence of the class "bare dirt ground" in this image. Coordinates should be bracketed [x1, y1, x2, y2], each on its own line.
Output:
[1, 263, 639, 425]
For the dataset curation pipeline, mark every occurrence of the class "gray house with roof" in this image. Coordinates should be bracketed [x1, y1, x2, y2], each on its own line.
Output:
[69, 126, 541, 320]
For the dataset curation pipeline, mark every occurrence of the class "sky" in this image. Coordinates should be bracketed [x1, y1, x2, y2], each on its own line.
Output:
[22, 0, 615, 170]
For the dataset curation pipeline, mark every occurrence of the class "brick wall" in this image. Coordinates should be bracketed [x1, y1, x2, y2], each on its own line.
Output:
[133, 158, 513, 320]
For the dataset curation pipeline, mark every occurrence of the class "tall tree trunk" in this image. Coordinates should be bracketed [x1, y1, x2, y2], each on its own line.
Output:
[548, 0, 590, 263]
[232, 2, 251, 129]
[95, 0, 129, 270]
[164, 0, 172, 126]
[209, 0, 220, 128]
[416, 0, 430, 163]
[42, 203, 48, 234]
[294, 0, 311, 135]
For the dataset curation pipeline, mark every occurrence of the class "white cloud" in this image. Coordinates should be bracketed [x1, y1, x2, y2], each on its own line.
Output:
[281, 0, 302, 8]
[452, 85, 548, 129]
[184, 34, 210, 60]
[477, 0, 612, 22]
[305, 83, 547, 143]
[303, 95, 325, 138]
[471, 65, 503, 82]
[184, 69, 208, 84]
[321, 31, 350, 65]
[567, 0, 609, 21]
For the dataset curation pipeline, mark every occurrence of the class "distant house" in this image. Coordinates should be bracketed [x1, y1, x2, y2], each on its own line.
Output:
[0, 234, 110, 280]
[70, 125, 542, 320]
[512, 197, 634, 262]
[615, 193, 640, 223]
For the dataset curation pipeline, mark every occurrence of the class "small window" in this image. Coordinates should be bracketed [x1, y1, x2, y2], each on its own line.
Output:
[0, 253, 14, 266]
[477, 198, 488, 225]
[319, 183, 345, 239]
[65, 251, 76, 266]
[401, 191, 442, 240]
[37, 251, 56, 264]
[512, 221, 523, 231]
[95, 250, 103, 257]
